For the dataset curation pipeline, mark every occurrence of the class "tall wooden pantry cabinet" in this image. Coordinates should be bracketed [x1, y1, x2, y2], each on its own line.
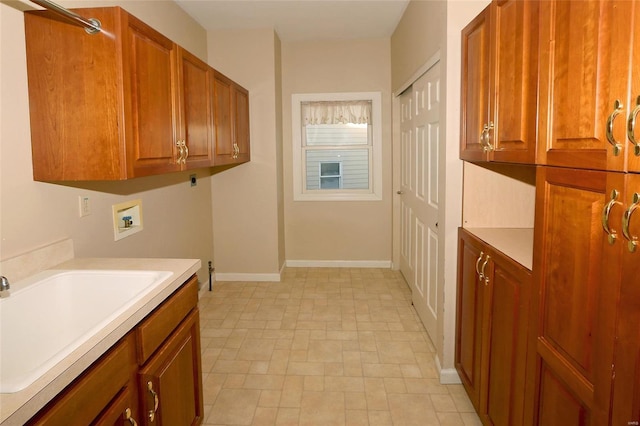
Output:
[457, 0, 640, 425]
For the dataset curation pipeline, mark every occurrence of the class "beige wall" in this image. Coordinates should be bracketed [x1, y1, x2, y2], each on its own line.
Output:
[0, 1, 213, 283]
[391, 0, 446, 91]
[207, 29, 285, 278]
[390, 0, 491, 380]
[282, 39, 393, 263]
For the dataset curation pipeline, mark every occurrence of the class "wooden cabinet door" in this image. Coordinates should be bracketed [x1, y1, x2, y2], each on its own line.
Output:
[537, 0, 634, 172]
[490, 0, 539, 164]
[480, 246, 531, 426]
[176, 48, 214, 169]
[139, 310, 203, 426]
[123, 12, 180, 177]
[455, 229, 487, 410]
[610, 173, 640, 425]
[234, 84, 251, 163]
[627, 3, 640, 174]
[532, 167, 620, 425]
[213, 71, 235, 166]
[460, 6, 491, 162]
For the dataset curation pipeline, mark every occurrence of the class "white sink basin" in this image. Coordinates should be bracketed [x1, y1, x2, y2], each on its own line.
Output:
[0, 269, 172, 393]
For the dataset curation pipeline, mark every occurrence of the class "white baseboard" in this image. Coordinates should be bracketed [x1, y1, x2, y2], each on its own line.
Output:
[286, 260, 392, 268]
[435, 355, 462, 384]
[214, 272, 282, 282]
[204, 263, 286, 284]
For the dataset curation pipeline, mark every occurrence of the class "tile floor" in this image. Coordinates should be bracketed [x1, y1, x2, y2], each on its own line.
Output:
[198, 267, 481, 426]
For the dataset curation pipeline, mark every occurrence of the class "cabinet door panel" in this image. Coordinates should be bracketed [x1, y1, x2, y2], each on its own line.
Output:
[483, 255, 531, 426]
[537, 364, 590, 426]
[460, 7, 491, 162]
[139, 310, 203, 426]
[178, 48, 213, 169]
[491, 0, 538, 163]
[538, 0, 629, 171]
[213, 72, 234, 165]
[611, 173, 640, 425]
[125, 15, 179, 177]
[455, 230, 485, 410]
[533, 167, 619, 425]
[234, 86, 250, 162]
[628, 2, 640, 173]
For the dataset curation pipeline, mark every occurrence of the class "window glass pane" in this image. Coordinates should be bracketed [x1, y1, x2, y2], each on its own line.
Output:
[320, 162, 341, 177]
[320, 177, 341, 189]
[306, 149, 369, 190]
[305, 124, 368, 146]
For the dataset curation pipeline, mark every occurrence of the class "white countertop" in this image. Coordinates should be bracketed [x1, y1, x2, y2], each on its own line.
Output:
[464, 227, 534, 270]
[0, 257, 201, 426]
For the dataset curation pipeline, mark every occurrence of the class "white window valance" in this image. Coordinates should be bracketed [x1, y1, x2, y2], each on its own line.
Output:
[301, 100, 372, 126]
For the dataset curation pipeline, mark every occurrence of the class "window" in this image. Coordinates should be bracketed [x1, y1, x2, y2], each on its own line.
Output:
[319, 161, 342, 189]
[292, 92, 382, 201]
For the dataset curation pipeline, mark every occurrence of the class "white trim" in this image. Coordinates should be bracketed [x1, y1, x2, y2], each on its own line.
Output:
[393, 51, 441, 97]
[292, 92, 383, 201]
[435, 355, 461, 384]
[286, 260, 392, 268]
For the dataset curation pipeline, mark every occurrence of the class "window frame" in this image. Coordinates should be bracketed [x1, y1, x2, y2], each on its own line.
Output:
[292, 92, 382, 201]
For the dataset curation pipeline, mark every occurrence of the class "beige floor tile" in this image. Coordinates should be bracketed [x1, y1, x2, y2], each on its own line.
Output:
[299, 391, 345, 425]
[275, 407, 300, 425]
[252, 407, 278, 425]
[259, 389, 282, 407]
[368, 409, 393, 425]
[388, 393, 438, 426]
[208, 388, 260, 425]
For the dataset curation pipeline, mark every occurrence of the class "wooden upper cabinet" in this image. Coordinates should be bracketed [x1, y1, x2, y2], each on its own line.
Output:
[124, 13, 180, 177]
[460, 5, 491, 162]
[176, 47, 214, 170]
[461, 0, 539, 164]
[213, 72, 234, 164]
[538, 0, 640, 173]
[213, 70, 250, 166]
[24, 7, 219, 181]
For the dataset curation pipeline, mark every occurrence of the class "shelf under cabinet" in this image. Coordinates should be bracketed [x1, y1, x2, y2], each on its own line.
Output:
[464, 227, 533, 270]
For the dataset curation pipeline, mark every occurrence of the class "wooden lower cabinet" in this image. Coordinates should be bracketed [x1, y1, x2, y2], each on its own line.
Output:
[531, 167, 640, 425]
[455, 228, 532, 426]
[138, 310, 203, 426]
[26, 275, 203, 426]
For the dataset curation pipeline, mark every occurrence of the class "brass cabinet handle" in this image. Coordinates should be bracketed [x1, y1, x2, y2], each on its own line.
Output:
[176, 140, 185, 164]
[627, 95, 640, 156]
[606, 100, 624, 156]
[479, 127, 488, 151]
[147, 381, 159, 422]
[622, 192, 640, 253]
[602, 189, 620, 245]
[124, 408, 138, 426]
[475, 251, 485, 281]
[482, 121, 494, 152]
[480, 255, 490, 286]
[182, 141, 189, 163]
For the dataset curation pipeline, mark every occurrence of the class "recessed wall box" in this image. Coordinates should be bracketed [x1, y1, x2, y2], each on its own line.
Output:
[112, 199, 143, 241]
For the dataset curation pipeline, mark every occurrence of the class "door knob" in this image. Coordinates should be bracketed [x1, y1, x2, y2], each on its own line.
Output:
[397, 191, 404, 195]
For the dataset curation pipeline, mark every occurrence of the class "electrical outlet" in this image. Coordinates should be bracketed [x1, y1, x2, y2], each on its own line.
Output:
[78, 195, 91, 217]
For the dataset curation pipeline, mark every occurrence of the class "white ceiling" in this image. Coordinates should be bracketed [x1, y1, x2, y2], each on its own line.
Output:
[175, 0, 410, 42]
